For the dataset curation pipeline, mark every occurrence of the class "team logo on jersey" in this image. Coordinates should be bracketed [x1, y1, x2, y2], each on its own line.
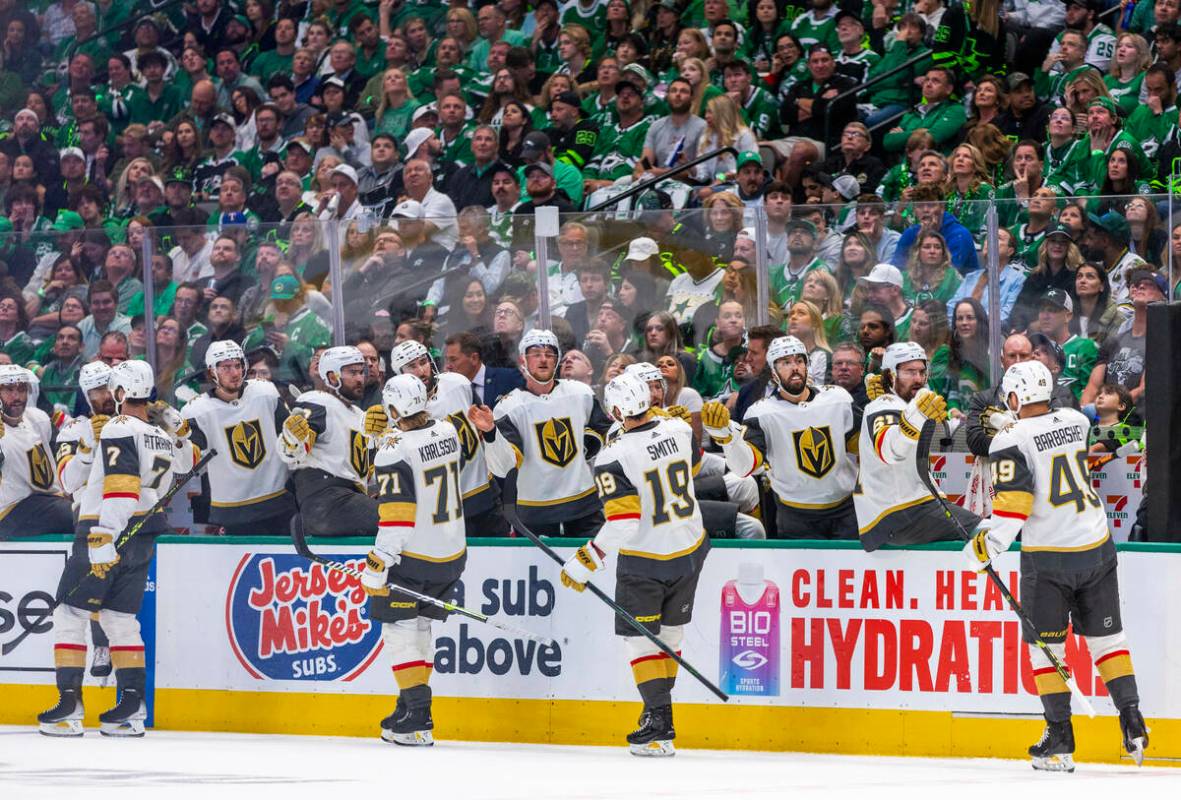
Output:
[225, 553, 382, 681]
[792, 425, 835, 479]
[448, 411, 479, 461]
[27, 445, 53, 490]
[535, 417, 577, 467]
[349, 429, 371, 477]
[225, 419, 266, 469]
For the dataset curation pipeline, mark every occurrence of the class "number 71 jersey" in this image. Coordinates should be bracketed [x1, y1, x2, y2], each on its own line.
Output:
[988, 407, 1109, 554]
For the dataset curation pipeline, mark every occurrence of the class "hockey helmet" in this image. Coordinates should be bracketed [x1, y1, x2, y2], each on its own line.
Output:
[383, 373, 428, 418]
[767, 336, 808, 367]
[518, 328, 560, 359]
[0, 364, 31, 385]
[78, 361, 113, 394]
[1001, 360, 1054, 413]
[881, 342, 927, 375]
[318, 345, 366, 388]
[603, 372, 651, 421]
[389, 340, 432, 374]
[109, 360, 155, 406]
[625, 361, 664, 387]
[205, 340, 247, 373]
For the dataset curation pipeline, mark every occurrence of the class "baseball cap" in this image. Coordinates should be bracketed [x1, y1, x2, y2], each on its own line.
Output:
[211, 112, 236, 129]
[1027, 332, 1065, 367]
[326, 110, 354, 128]
[321, 76, 346, 91]
[60, 146, 85, 162]
[165, 166, 192, 185]
[552, 91, 582, 109]
[735, 151, 763, 171]
[625, 237, 660, 262]
[329, 163, 357, 184]
[1128, 268, 1168, 296]
[859, 263, 904, 288]
[786, 218, 818, 236]
[402, 127, 434, 158]
[523, 161, 554, 178]
[411, 103, 438, 123]
[832, 174, 861, 200]
[520, 131, 551, 160]
[1087, 96, 1118, 116]
[615, 78, 642, 96]
[285, 137, 314, 154]
[138, 175, 165, 194]
[834, 9, 862, 26]
[52, 210, 85, 232]
[270, 274, 301, 300]
[1041, 288, 1073, 312]
[1006, 72, 1033, 91]
[1043, 223, 1074, 242]
[391, 199, 425, 219]
[620, 63, 654, 86]
[1088, 210, 1130, 244]
[635, 189, 673, 211]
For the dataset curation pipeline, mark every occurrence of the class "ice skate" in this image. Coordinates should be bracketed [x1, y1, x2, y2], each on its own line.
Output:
[99, 689, 147, 737]
[1029, 719, 1074, 773]
[380, 697, 433, 746]
[37, 689, 84, 737]
[1120, 704, 1149, 766]
[627, 705, 675, 757]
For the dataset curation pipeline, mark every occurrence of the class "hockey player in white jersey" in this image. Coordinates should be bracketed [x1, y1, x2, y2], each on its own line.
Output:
[40, 360, 195, 737]
[703, 336, 860, 538]
[376, 340, 506, 536]
[469, 329, 613, 537]
[963, 361, 1148, 771]
[280, 345, 377, 537]
[0, 364, 72, 539]
[361, 374, 467, 746]
[183, 341, 296, 534]
[560, 372, 708, 757]
[854, 342, 980, 550]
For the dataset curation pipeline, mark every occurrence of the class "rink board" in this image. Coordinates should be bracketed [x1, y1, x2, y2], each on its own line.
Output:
[2, 536, 1179, 762]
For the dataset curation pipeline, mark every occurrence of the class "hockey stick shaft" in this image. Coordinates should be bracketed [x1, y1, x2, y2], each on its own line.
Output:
[916, 421, 1096, 717]
[290, 526, 556, 645]
[504, 507, 730, 702]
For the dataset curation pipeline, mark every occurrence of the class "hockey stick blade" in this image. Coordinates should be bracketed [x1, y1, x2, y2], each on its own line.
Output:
[915, 421, 1096, 718]
[290, 525, 556, 646]
[504, 505, 730, 702]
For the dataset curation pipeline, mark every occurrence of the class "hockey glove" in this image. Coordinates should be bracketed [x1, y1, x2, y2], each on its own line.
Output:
[149, 402, 190, 441]
[963, 525, 1006, 572]
[665, 404, 692, 425]
[865, 373, 885, 401]
[560, 542, 605, 592]
[980, 405, 1015, 436]
[89, 414, 110, 445]
[364, 404, 389, 436]
[87, 526, 120, 579]
[361, 549, 399, 597]
[280, 409, 316, 458]
[701, 401, 736, 444]
[900, 389, 947, 439]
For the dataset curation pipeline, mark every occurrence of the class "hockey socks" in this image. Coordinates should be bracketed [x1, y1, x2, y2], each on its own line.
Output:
[382, 620, 435, 745]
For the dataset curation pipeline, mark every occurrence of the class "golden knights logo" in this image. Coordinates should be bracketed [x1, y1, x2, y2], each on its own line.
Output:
[535, 417, 577, 467]
[349, 429, 372, 477]
[28, 445, 54, 490]
[792, 425, 835, 479]
[225, 419, 266, 469]
[448, 411, 479, 461]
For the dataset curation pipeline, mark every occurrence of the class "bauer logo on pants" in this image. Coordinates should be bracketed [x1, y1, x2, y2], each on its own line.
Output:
[225, 553, 383, 681]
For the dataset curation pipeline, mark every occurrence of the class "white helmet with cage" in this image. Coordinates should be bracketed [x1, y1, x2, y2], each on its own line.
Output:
[603, 372, 651, 421]
[383, 373, 428, 418]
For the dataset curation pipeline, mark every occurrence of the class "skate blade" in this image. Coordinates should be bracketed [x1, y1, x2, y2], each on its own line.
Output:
[99, 720, 145, 737]
[1127, 737, 1147, 767]
[38, 720, 84, 737]
[382, 729, 434, 746]
[1031, 754, 1074, 773]
[629, 740, 675, 757]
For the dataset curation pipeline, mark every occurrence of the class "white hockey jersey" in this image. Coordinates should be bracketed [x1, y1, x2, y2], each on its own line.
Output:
[726, 386, 859, 509]
[96, 414, 195, 536]
[592, 416, 707, 578]
[183, 381, 293, 523]
[373, 419, 466, 567]
[987, 408, 1109, 557]
[287, 390, 371, 487]
[0, 407, 61, 519]
[55, 415, 101, 527]
[484, 379, 612, 523]
[853, 395, 937, 537]
[428, 372, 493, 515]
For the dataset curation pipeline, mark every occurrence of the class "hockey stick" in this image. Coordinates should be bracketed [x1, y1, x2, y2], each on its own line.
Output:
[290, 524, 557, 646]
[503, 505, 730, 702]
[916, 420, 1096, 718]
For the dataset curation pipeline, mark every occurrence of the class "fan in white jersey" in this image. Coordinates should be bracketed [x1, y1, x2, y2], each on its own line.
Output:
[559, 371, 708, 757]
[361, 373, 468, 747]
[854, 342, 981, 551]
[468, 329, 612, 537]
[704, 335, 860, 538]
[963, 361, 1148, 772]
[280, 345, 377, 537]
[41, 360, 196, 738]
[0, 364, 72, 539]
[380, 340, 505, 536]
[183, 341, 296, 534]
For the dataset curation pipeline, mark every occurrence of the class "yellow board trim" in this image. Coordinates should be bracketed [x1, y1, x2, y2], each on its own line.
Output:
[211, 488, 289, 509]
[858, 496, 932, 535]
[516, 485, 597, 507]
[993, 490, 1033, 517]
[2, 685, 1177, 764]
[1024, 532, 1110, 553]
[619, 531, 705, 561]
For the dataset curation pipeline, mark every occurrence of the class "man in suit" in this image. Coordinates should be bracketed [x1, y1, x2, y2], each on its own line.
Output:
[443, 331, 524, 408]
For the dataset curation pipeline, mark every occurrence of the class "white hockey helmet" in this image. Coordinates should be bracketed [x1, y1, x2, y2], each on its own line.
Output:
[518, 328, 560, 359]
[109, 360, 154, 406]
[389, 340, 432, 374]
[625, 361, 664, 386]
[205, 340, 247, 373]
[383, 373, 428, 418]
[881, 342, 928, 375]
[603, 372, 651, 421]
[767, 336, 808, 367]
[1001, 360, 1054, 413]
[318, 345, 366, 388]
[0, 364, 31, 385]
[78, 361, 113, 394]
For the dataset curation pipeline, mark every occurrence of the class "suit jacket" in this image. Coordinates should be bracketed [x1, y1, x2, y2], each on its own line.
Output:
[477, 366, 525, 408]
[733, 372, 773, 423]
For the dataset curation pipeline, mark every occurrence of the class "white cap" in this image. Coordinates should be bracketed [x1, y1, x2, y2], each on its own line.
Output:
[391, 199, 425, 219]
[329, 163, 358, 185]
[832, 174, 861, 200]
[860, 263, 904, 288]
[402, 127, 434, 158]
[60, 147, 85, 162]
[411, 102, 438, 123]
[14, 108, 38, 124]
[625, 237, 660, 262]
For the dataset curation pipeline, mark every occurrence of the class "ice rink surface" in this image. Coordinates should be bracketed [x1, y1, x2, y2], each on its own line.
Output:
[2, 727, 1179, 800]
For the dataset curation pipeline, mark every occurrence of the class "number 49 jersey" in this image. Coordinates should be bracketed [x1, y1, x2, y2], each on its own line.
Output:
[988, 408, 1109, 557]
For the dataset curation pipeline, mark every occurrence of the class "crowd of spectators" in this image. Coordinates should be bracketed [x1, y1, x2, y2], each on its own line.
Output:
[0, 0, 1171, 473]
